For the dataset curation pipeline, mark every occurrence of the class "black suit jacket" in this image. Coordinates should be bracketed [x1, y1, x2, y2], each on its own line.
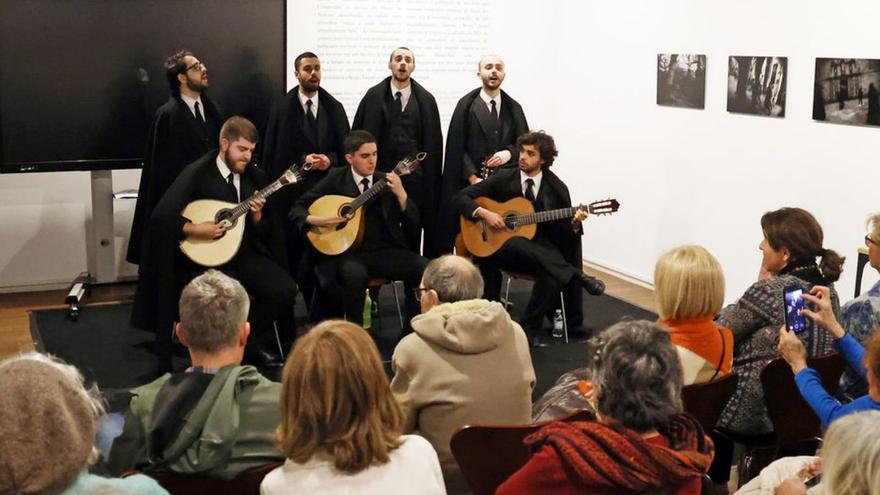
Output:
[131, 151, 286, 334]
[454, 166, 582, 258]
[436, 88, 528, 254]
[128, 94, 222, 264]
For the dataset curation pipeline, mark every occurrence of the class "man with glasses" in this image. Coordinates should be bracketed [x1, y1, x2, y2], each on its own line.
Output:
[128, 49, 222, 265]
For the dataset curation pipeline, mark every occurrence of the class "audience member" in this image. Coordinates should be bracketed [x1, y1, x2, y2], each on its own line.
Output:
[390, 255, 535, 475]
[0, 353, 168, 495]
[108, 270, 283, 478]
[261, 320, 446, 495]
[709, 207, 843, 486]
[837, 212, 880, 400]
[777, 285, 880, 427]
[497, 320, 713, 495]
[655, 245, 733, 385]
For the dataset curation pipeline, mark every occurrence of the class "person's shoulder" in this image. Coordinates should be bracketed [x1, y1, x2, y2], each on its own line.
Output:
[455, 88, 481, 107]
[396, 435, 440, 462]
[500, 89, 523, 107]
[410, 79, 437, 101]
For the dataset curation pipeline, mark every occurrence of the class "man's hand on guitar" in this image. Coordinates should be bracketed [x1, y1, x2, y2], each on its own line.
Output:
[386, 172, 408, 209]
[247, 197, 265, 223]
[305, 153, 331, 170]
[307, 215, 347, 227]
[468, 174, 482, 185]
[572, 208, 588, 230]
[485, 153, 504, 169]
[184, 221, 226, 240]
[478, 208, 507, 232]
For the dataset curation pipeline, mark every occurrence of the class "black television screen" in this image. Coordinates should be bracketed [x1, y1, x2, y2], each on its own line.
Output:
[0, 0, 285, 173]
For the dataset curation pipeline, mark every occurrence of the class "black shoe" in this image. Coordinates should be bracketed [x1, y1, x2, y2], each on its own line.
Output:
[579, 273, 605, 296]
[245, 346, 284, 369]
[530, 335, 549, 348]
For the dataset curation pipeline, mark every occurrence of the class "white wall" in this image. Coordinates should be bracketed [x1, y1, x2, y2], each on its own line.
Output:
[3, 0, 878, 303]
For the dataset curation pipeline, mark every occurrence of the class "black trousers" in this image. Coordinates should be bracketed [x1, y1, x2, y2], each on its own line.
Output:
[479, 237, 580, 337]
[335, 248, 428, 330]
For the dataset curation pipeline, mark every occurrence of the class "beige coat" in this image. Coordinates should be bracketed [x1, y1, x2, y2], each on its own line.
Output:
[390, 299, 536, 466]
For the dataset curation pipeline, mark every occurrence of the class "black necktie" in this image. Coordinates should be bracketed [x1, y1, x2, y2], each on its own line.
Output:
[194, 101, 204, 123]
[395, 91, 403, 112]
[490, 99, 498, 120]
[305, 99, 318, 140]
[227, 173, 239, 201]
[524, 178, 535, 202]
[361, 177, 370, 193]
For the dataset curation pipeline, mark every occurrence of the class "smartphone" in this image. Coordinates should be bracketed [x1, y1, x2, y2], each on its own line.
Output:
[783, 285, 808, 333]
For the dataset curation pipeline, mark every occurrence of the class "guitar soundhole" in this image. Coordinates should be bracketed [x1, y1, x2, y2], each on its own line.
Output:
[339, 204, 354, 219]
[215, 209, 234, 225]
[504, 215, 517, 230]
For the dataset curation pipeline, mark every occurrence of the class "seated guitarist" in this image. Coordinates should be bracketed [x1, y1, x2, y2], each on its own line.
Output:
[132, 116, 298, 371]
[290, 130, 428, 330]
[454, 130, 604, 347]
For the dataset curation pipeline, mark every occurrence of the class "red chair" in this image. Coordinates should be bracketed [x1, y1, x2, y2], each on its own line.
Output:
[681, 373, 738, 433]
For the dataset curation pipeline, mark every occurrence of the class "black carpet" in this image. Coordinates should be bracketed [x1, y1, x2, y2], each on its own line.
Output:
[31, 277, 655, 400]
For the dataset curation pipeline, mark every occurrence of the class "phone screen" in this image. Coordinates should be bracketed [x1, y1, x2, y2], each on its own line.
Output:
[783, 286, 807, 333]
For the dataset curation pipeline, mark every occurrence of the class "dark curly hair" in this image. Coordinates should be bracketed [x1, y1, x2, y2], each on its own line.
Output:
[516, 130, 558, 168]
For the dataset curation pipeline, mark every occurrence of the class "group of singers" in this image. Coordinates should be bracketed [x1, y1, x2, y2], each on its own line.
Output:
[127, 48, 606, 372]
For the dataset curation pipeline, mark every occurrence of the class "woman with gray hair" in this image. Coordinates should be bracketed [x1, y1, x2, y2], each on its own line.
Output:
[497, 320, 713, 495]
[0, 353, 168, 495]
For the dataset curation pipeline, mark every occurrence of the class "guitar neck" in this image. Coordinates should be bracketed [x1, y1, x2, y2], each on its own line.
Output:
[513, 206, 581, 226]
[350, 177, 389, 211]
[227, 178, 286, 220]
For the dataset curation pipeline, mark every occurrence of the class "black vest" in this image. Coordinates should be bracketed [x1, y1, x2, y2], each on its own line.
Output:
[379, 93, 422, 172]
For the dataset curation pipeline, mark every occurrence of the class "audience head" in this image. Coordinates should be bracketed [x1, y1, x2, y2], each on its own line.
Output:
[821, 410, 880, 493]
[865, 212, 880, 271]
[164, 49, 208, 95]
[516, 131, 558, 170]
[294, 51, 321, 94]
[176, 269, 251, 362]
[0, 353, 104, 495]
[418, 255, 484, 311]
[586, 320, 683, 432]
[388, 47, 415, 82]
[759, 207, 843, 281]
[277, 320, 406, 473]
[654, 245, 724, 321]
[477, 54, 505, 91]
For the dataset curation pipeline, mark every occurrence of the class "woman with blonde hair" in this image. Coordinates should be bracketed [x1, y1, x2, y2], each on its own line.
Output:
[655, 245, 733, 385]
[260, 320, 446, 495]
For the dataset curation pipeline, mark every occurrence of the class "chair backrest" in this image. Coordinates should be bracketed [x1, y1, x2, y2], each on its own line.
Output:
[143, 461, 283, 495]
[681, 373, 739, 433]
[449, 409, 593, 495]
[761, 353, 846, 446]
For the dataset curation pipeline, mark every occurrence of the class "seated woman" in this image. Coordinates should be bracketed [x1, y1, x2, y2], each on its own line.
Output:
[709, 207, 844, 486]
[0, 353, 167, 495]
[497, 320, 713, 495]
[837, 212, 880, 400]
[655, 245, 733, 385]
[531, 244, 732, 421]
[260, 320, 446, 495]
[777, 285, 880, 427]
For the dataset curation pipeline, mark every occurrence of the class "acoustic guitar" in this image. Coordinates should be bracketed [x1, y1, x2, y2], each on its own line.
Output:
[306, 152, 426, 256]
[179, 163, 308, 267]
[459, 197, 620, 257]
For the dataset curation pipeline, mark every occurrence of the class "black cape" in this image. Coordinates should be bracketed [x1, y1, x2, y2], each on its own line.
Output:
[131, 151, 287, 334]
[435, 88, 528, 254]
[127, 94, 222, 264]
[352, 77, 443, 255]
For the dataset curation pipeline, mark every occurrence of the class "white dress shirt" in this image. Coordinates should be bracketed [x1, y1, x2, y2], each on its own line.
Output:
[298, 89, 319, 117]
[478, 89, 511, 165]
[180, 94, 204, 121]
[351, 169, 373, 193]
[216, 156, 240, 201]
[520, 170, 543, 198]
[390, 81, 412, 111]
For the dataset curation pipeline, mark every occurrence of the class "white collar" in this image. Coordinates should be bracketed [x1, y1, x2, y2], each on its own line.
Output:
[479, 89, 501, 108]
[390, 80, 412, 98]
[180, 93, 203, 118]
[298, 88, 318, 113]
[520, 169, 543, 194]
[351, 168, 373, 191]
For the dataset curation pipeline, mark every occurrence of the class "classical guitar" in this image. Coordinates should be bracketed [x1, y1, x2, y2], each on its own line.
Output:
[459, 197, 620, 257]
[179, 163, 309, 267]
[306, 152, 426, 256]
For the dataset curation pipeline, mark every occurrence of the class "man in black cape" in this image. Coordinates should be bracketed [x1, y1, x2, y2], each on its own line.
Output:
[259, 51, 350, 277]
[454, 131, 604, 347]
[435, 54, 529, 255]
[128, 50, 222, 265]
[132, 116, 296, 372]
[352, 47, 444, 257]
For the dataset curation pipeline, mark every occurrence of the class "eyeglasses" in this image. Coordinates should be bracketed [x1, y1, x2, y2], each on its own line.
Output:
[412, 287, 429, 300]
[866, 235, 877, 247]
[185, 61, 206, 72]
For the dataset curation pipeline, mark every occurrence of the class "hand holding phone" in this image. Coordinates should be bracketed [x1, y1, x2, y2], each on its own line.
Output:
[783, 285, 808, 334]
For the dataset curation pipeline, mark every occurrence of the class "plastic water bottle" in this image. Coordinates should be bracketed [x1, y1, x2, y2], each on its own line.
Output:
[552, 309, 564, 338]
[363, 289, 372, 330]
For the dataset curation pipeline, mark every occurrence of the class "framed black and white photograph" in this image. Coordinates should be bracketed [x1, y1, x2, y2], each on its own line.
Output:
[727, 56, 787, 117]
[657, 54, 706, 109]
[813, 58, 880, 127]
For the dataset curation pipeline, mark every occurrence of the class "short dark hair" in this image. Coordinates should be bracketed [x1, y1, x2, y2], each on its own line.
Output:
[761, 207, 844, 281]
[388, 47, 414, 63]
[516, 130, 558, 168]
[344, 130, 377, 155]
[164, 49, 194, 94]
[220, 116, 258, 144]
[294, 51, 319, 71]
